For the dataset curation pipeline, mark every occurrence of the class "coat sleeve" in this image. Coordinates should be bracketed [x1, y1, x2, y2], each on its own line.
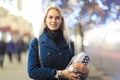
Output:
[27, 38, 56, 80]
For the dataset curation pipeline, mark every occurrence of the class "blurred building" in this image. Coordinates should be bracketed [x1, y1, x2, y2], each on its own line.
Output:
[0, 0, 33, 43]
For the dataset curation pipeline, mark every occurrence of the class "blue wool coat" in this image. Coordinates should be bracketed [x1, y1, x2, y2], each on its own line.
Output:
[28, 33, 74, 80]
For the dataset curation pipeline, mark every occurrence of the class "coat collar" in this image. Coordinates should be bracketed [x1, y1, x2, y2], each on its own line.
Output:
[39, 34, 68, 51]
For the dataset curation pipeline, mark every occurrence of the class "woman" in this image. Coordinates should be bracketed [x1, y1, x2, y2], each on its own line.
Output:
[27, 5, 89, 80]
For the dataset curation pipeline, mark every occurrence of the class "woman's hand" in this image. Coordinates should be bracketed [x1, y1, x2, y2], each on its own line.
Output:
[61, 70, 79, 80]
[72, 61, 89, 74]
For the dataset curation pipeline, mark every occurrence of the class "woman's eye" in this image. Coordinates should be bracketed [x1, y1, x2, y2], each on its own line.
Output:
[49, 16, 53, 19]
[56, 17, 60, 20]
[48, 16, 61, 20]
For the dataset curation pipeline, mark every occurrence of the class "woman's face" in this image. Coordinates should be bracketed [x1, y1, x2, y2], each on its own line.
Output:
[45, 9, 62, 31]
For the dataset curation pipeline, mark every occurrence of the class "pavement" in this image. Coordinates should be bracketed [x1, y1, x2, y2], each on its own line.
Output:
[0, 52, 32, 80]
[88, 64, 114, 80]
[86, 45, 120, 80]
[0, 52, 117, 80]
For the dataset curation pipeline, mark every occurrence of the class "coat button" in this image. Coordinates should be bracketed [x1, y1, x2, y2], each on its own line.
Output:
[59, 52, 62, 55]
[48, 53, 50, 55]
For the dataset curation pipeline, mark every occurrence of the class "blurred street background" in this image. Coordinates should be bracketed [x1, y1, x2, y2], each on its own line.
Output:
[0, 0, 120, 80]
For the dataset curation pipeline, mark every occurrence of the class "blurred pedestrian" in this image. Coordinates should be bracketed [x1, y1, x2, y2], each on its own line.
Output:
[0, 37, 7, 68]
[7, 39, 15, 63]
[15, 38, 24, 63]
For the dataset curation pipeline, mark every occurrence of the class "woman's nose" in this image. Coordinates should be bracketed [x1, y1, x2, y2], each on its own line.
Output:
[52, 18, 56, 22]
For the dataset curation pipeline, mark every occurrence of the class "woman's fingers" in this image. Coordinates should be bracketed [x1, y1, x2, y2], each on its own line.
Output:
[62, 70, 79, 80]
[73, 62, 89, 73]
[68, 71, 79, 80]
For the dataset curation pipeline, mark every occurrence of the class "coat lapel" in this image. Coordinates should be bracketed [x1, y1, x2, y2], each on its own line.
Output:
[40, 34, 60, 51]
[57, 39, 68, 49]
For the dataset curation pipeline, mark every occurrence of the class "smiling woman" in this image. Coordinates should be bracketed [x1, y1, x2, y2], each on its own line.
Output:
[27, 5, 89, 80]
[45, 9, 62, 31]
